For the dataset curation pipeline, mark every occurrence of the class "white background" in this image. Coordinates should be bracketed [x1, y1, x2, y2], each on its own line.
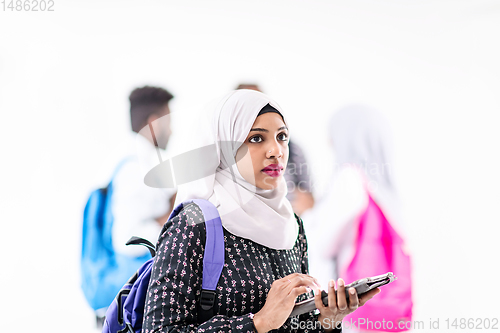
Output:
[1, 1, 499, 331]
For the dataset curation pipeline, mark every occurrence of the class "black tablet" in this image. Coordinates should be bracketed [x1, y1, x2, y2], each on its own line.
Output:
[289, 272, 396, 317]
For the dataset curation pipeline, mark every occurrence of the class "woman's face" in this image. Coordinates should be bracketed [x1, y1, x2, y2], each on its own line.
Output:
[235, 112, 289, 190]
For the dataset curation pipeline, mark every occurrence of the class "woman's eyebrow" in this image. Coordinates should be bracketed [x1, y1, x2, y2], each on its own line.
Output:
[250, 126, 288, 133]
[250, 128, 268, 133]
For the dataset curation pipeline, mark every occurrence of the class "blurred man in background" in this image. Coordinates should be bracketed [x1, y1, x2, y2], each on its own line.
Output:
[111, 86, 177, 256]
[92, 86, 177, 327]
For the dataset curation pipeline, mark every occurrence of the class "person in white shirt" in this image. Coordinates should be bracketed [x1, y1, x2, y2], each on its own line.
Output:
[302, 105, 411, 332]
[92, 86, 177, 328]
[111, 86, 177, 257]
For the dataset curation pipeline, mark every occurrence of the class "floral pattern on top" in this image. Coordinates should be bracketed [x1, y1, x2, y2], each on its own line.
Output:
[143, 203, 338, 333]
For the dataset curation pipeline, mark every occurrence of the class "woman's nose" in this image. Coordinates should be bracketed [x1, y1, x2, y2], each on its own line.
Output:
[266, 143, 283, 159]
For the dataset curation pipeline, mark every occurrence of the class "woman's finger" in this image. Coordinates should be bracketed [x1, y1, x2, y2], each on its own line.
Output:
[290, 286, 310, 299]
[310, 276, 322, 290]
[314, 288, 326, 310]
[285, 275, 318, 292]
[327, 279, 337, 310]
[282, 273, 321, 289]
[347, 287, 359, 310]
[359, 287, 381, 306]
[336, 278, 347, 310]
[282, 272, 301, 281]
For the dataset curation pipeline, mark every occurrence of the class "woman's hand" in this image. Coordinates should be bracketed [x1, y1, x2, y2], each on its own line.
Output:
[253, 273, 321, 333]
[315, 278, 381, 332]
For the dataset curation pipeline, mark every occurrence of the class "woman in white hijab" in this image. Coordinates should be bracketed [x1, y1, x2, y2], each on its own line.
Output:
[303, 105, 411, 332]
[142, 91, 379, 333]
[305, 105, 406, 287]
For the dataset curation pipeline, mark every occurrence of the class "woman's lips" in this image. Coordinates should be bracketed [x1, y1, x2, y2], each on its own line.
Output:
[262, 164, 284, 177]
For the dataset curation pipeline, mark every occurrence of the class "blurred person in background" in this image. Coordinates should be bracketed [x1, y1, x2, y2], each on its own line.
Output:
[236, 83, 314, 215]
[303, 105, 412, 332]
[94, 86, 177, 327]
[112, 85, 177, 255]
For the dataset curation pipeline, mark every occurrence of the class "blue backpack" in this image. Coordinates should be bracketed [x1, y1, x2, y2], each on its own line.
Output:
[81, 159, 151, 311]
[102, 199, 225, 333]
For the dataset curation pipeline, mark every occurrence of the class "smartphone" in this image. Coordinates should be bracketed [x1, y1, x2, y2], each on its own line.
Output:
[289, 272, 396, 317]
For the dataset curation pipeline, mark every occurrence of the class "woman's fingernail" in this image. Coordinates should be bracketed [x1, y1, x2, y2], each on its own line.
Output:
[338, 278, 344, 287]
[329, 280, 335, 288]
[350, 288, 355, 295]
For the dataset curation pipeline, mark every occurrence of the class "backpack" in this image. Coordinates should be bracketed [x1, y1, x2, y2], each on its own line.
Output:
[341, 192, 413, 332]
[81, 159, 151, 311]
[102, 199, 225, 333]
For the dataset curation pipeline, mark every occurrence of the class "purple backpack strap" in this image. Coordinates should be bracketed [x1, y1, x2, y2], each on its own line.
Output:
[169, 199, 224, 319]
[103, 200, 224, 333]
[122, 259, 155, 333]
[103, 258, 155, 333]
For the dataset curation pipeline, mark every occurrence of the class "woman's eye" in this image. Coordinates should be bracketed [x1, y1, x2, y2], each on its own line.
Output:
[249, 136, 263, 143]
[278, 133, 288, 141]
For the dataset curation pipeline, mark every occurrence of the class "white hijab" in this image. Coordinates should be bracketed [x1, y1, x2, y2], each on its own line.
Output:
[174, 89, 298, 250]
[304, 105, 408, 287]
[328, 104, 404, 235]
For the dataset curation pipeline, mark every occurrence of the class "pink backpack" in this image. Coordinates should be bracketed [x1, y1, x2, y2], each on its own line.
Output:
[341, 194, 413, 332]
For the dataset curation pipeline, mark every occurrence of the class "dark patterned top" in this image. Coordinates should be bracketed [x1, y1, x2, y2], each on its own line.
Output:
[143, 203, 337, 333]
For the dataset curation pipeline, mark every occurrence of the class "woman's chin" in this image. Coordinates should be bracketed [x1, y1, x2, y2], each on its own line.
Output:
[256, 176, 281, 190]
